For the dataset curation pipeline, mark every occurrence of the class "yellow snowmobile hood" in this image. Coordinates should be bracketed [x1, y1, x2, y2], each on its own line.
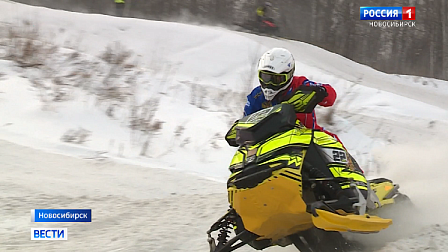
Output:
[229, 167, 314, 241]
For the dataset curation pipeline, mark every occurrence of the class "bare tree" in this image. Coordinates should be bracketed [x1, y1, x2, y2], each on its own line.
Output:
[442, 0, 448, 80]
[9, 0, 448, 81]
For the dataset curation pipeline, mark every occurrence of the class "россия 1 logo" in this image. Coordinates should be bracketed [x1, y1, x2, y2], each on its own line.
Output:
[360, 7, 416, 27]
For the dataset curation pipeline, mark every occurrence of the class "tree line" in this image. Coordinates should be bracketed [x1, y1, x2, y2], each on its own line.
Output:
[12, 0, 448, 81]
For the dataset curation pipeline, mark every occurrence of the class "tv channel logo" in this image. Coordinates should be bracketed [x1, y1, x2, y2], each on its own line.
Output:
[360, 7, 416, 20]
[31, 228, 67, 240]
[31, 209, 91, 222]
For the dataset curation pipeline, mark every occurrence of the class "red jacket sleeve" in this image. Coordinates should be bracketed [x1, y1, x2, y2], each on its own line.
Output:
[319, 84, 336, 107]
[289, 76, 337, 107]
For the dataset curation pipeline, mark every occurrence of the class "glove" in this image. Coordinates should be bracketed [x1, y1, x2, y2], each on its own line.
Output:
[281, 89, 314, 113]
[302, 80, 328, 97]
[300, 84, 328, 98]
[281, 86, 327, 113]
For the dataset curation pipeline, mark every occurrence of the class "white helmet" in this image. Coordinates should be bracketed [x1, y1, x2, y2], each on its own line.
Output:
[257, 48, 295, 100]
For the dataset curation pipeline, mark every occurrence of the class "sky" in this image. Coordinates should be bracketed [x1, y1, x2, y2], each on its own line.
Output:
[1, 1, 448, 251]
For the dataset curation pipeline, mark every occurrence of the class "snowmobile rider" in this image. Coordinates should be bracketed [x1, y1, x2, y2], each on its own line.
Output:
[256, 2, 273, 24]
[243, 47, 378, 206]
[244, 47, 343, 144]
[244, 48, 370, 173]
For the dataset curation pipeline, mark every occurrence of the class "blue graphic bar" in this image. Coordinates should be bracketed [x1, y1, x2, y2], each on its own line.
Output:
[31, 209, 92, 222]
[360, 7, 402, 20]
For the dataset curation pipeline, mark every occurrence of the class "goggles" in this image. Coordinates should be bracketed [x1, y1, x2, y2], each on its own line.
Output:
[258, 70, 293, 90]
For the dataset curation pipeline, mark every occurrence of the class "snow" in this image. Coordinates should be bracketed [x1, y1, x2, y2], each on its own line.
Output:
[1, 1, 448, 251]
[0, 139, 229, 252]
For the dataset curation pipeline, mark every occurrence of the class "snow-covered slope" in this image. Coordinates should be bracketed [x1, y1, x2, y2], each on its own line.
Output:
[1, 1, 448, 251]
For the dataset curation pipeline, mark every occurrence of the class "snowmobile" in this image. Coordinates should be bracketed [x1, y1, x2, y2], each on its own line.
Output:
[233, 17, 280, 37]
[207, 87, 409, 252]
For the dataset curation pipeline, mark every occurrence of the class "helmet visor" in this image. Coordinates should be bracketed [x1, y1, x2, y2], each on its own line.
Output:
[258, 70, 292, 90]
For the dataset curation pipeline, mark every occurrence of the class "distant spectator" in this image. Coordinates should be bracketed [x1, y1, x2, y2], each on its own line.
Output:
[115, 0, 125, 17]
